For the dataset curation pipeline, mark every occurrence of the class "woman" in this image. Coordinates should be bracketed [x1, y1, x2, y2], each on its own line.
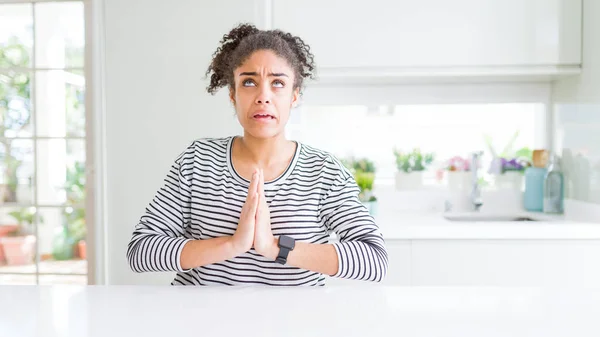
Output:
[126, 23, 388, 286]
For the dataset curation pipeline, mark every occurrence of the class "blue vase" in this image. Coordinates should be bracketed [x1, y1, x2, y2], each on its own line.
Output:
[524, 167, 547, 212]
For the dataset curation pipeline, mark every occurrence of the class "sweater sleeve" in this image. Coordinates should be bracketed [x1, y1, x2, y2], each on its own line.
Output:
[320, 168, 389, 282]
[126, 146, 194, 273]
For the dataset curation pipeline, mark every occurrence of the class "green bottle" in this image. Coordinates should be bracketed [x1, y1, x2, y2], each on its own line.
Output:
[543, 153, 564, 214]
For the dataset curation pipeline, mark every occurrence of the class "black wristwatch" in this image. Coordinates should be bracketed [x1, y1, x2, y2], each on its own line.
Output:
[275, 235, 295, 265]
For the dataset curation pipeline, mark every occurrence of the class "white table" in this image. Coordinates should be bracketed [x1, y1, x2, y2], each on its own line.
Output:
[1, 285, 599, 337]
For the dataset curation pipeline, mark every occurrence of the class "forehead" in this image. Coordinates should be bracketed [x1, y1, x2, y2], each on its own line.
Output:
[235, 50, 293, 73]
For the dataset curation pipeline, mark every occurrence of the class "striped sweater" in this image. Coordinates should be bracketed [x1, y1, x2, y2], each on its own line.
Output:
[126, 136, 388, 286]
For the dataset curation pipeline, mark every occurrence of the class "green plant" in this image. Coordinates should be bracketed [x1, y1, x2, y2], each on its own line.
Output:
[341, 157, 377, 202]
[64, 161, 86, 204]
[50, 161, 86, 260]
[514, 147, 533, 162]
[67, 214, 86, 242]
[483, 130, 533, 162]
[3, 154, 22, 201]
[7, 207, 43, 236]
[355, 171, 375, 200]
[342, 157, 376, 174]
[393, 148, 435, 173]
[63, 161, 86, 242]
[1, 37, 31, 203]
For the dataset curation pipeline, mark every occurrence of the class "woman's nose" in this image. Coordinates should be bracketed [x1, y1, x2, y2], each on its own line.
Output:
[255, 84, 272, 104]
[255, 97, 271, 104]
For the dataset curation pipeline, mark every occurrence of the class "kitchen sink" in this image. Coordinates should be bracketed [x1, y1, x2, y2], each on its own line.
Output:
[443, 213, 538, 222]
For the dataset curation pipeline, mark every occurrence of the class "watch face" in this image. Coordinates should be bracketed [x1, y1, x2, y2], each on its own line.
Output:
[279, 235, 295, 250]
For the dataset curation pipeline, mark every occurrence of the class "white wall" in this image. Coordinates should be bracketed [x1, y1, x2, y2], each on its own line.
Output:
[552, 0, 600, 216]
[102, 0, 255, 284]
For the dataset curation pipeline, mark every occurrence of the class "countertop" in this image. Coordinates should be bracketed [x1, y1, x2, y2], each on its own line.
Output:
[2, 285, 600, 337]
[372, 211, 600, 240]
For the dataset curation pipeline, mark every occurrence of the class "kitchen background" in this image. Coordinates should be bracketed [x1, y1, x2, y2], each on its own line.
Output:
[0, 0, 599, 287]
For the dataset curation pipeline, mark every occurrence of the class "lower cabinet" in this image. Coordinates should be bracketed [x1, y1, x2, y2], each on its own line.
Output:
[328, 239, 600, 287]
[411, 239, 600, 287]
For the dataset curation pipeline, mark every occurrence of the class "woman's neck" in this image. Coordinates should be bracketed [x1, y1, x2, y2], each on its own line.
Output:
[237, 132, 294, 169]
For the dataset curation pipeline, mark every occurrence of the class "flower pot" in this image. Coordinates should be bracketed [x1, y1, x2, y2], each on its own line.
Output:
[0, 235, 36, 266]
[495, 171, 523, 191]
[78, 240, 86, 260]
[445, 171, 472, 212]
[395, 171, 423, 190]
[447, 171, 471, 191]
[0, 225, 19, 264]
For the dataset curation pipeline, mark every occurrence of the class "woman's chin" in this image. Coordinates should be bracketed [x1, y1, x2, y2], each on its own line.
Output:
[246, 127, 281, 139]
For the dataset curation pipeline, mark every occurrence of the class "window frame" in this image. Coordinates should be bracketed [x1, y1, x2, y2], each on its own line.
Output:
[0, 0, 97, 285]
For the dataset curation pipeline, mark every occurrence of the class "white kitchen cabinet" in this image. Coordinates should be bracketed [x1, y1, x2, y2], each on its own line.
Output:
[410, 240, 600, 287]
[327, 240, 410, 285]
[272, 0, 581, 80]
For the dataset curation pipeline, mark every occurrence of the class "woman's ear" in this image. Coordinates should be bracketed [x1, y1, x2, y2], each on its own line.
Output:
[229, 88, 235, 105]
[291, 88, 300, 108]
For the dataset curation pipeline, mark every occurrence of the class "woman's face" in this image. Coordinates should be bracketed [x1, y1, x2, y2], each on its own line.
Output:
[231, 49, 299, 140]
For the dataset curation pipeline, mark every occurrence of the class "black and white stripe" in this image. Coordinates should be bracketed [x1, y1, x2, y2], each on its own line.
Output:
[126, 136, 388, 286]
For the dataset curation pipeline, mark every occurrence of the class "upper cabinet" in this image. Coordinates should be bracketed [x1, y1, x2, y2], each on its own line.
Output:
[271, 0, 582, 82]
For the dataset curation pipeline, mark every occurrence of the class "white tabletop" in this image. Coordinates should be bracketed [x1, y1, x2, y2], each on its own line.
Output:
[2, 285, 600, 337]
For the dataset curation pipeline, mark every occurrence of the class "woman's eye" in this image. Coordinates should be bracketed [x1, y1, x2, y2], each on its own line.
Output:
[272, 80, 285, 88]
[242, 79, 256, 87]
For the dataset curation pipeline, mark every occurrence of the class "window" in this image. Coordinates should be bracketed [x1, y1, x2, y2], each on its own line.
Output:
[0, 1, 87, 285]
[287, 103, 545, 187]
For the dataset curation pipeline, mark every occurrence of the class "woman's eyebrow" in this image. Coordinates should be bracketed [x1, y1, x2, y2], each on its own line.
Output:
[239, 72, 288, 77]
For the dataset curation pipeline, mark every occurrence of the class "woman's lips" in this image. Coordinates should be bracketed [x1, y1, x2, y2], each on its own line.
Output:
[253, 111, 276, 120]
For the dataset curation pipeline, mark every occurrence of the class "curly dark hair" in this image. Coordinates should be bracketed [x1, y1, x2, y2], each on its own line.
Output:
[205, 23, 316, 95]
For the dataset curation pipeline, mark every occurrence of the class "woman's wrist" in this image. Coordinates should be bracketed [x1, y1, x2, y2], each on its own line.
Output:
[268, 237, 280, 260]
[181, 237, 246, 270]
[227, 236, 249, 257]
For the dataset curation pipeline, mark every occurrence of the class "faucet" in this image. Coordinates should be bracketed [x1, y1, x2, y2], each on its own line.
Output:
[470, 151, 484, 211]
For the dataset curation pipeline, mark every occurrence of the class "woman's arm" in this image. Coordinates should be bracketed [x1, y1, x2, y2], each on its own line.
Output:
[126, 153, 194, 273]
[256, 169, 388, 281]
[317, 172, 388, 282]
[261, 239, 339, 276]
[179, 237, 240, 270]
[127, 146, 261, 273]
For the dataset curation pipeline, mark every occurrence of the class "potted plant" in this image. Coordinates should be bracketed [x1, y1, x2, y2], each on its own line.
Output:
[444, 155, 472, 191]
[494, 156, 530, 190]
[484, 132, 532, 191]
[341, 157, 378, 216]
[393, 148, 434, 190]
[67, 209, 86, 259]
[0, 207, 40, 265]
